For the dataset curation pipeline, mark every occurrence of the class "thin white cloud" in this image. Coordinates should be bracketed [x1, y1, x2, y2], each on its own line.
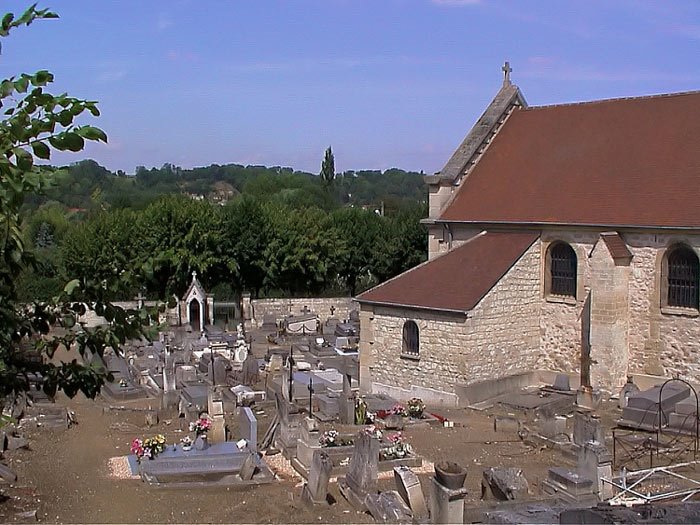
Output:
[97, 70, 126, 83]
[156, 14, 173, 31]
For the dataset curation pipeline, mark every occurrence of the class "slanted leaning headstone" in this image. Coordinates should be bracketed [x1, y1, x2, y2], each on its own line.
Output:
[239, 450, 259, 481]
[338, 431, 380, 510]
[239, 406, 258, 452]
[394, 466, 428, 520]
[481, 467, 529, 501]
[301, 449, 333, 506]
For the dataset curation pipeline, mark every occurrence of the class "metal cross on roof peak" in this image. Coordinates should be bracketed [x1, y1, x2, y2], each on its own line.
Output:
[502, 61, 512, 85]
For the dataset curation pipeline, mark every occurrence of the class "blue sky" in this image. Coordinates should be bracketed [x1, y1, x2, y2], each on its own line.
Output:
[2, 1, 699, 174]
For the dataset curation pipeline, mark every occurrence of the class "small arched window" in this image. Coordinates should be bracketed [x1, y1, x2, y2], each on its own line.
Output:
[402, 321, 419, 356]
[667, 245, 699, 309]
[549, 242, 577, 298]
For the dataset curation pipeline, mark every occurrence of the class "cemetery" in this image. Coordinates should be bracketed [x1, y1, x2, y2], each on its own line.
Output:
[5, 279, 700, 524]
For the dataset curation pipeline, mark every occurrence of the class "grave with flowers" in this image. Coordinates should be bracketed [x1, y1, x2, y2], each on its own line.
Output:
[129, 411, 275, 487]
[292, 424, 422, 479]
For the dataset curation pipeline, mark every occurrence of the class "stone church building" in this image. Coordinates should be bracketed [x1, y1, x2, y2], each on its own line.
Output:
[356, 66, 700, 405]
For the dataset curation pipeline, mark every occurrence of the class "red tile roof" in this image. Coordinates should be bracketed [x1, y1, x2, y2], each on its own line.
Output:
[440, 91, 700, 228]
[356, 231, 539, 313]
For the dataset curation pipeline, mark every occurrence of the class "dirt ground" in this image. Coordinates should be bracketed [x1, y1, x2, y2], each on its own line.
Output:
[0, 387, 570, 524]
[0, 330, 583, 524]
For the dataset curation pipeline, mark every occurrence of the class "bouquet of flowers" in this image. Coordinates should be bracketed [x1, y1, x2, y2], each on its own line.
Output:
[180, 436, 192, 451]
[407, 397, 425, 418]
[363, 425, 383, 440]
[319, 429, 353, 447]
[380, 432, 413, 460]
[189, 417, 212, 436]
[319, 429, 339, 447]
[389, 404, 408, 417]
[131, 434, 166, 461]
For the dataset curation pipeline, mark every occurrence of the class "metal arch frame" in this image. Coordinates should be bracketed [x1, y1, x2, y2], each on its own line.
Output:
[656, 377, 699, 462]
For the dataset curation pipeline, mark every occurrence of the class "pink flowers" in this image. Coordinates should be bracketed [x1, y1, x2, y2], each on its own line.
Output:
[130, 438, 144, 457]
[389, 404, 408, 417]
[189, 417, 212, 435]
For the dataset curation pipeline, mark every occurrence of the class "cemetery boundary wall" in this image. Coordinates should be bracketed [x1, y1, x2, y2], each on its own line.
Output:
[250, 297, 357, 326]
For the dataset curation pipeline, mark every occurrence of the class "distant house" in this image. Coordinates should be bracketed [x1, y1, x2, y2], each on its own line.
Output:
[356, 65, 700, 405]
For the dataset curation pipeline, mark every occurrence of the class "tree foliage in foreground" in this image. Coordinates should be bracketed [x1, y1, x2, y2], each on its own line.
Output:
[0, 5, 154, 400]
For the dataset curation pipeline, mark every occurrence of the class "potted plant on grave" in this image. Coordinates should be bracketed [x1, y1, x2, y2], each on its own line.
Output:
[407, 398, 426, 419]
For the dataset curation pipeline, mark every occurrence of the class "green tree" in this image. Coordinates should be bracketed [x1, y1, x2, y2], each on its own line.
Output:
[0, 6, 153, 400]
[320, 146, 335, 186]
[330, 207, 383, 295]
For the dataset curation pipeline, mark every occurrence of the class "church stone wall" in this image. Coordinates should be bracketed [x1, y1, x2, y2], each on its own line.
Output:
[625, 233, 700, 383]
[363, 241, 541, 397]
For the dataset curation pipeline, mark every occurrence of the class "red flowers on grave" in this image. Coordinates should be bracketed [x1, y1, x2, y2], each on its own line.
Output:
[189, 417, 211, 436]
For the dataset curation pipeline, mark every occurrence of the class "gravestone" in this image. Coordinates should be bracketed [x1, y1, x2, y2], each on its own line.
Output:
[481, 467, 529, 501]
[241, 353, 260, 387]
[145, 410, 158, 428]
[540, 414, 567, 440]
[301, 449, 333, 506]
[578, 441, 613, 500]
[553, 374, 571, 391]
[239, 407, 258, 452]
[573, 411, 604, 447]
[339, 373, 355, 425]
[213, 356, 228, 386]
[297, 417, 321, 470]
[207, 389, 227, 444]
[365, 491, 412, 524]
[541, 467, 595, 504]
[239, 450, 259, 481]
[618, 376, 640, 409]
[394, 466, 428, 520]
[275, 394, 301, 458]
[338, 432, 380, 510]
[430, 476, 468, 524]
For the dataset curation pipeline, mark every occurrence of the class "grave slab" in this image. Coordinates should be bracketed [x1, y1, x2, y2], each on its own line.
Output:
[365, 491, 412, 524]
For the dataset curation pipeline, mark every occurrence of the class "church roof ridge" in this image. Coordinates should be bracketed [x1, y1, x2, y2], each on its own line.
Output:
[525, 89, 700, 111]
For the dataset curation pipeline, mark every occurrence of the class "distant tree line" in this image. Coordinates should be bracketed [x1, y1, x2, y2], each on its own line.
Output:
[19, 165, 428, 301]
[24, 159, 427, 214]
